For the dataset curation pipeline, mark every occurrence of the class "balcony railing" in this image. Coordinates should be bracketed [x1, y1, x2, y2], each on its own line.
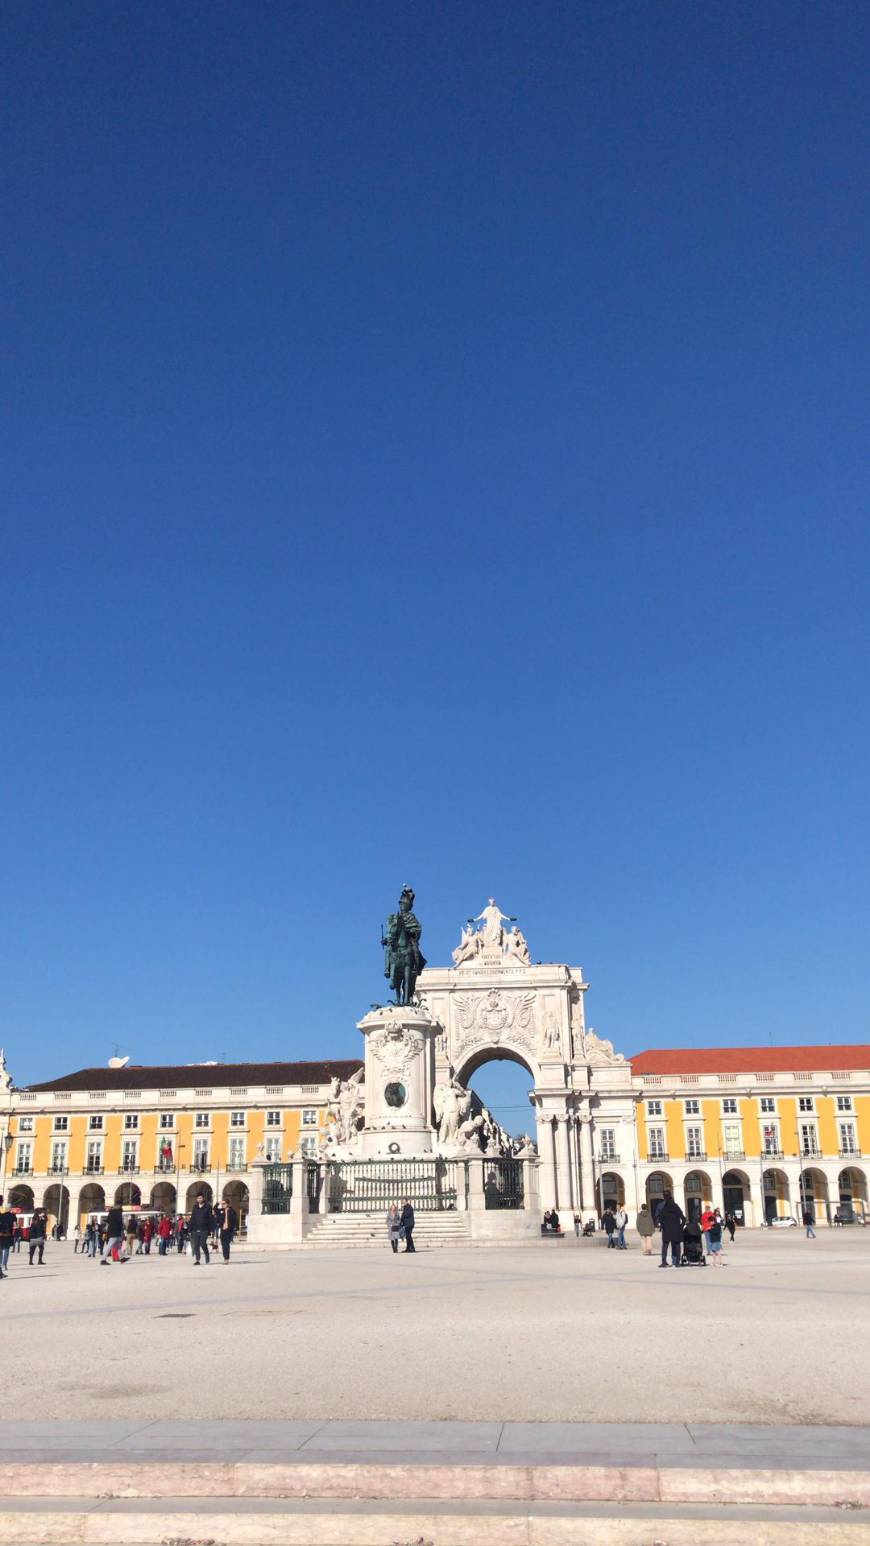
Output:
[119, 1164, 140, 1174]
[226, 1161, 248, 1172]
[48, 1165, 69, 1175]
[722, 1151, 746, 1162]
[598, 1154, 619, 1166]
[13, 1165, 33, 1175]
[154, 1163, 176, 1173]
[839, 1149, 860, 1159]
[685, 1152, 707, 1162]
[646, 1152, 670, 1164]
[83, 1165, 104, 1175]
[762, 1149, 784, 1160]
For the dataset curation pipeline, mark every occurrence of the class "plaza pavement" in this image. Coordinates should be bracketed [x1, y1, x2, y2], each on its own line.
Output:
[3, 1228, 869, 1425]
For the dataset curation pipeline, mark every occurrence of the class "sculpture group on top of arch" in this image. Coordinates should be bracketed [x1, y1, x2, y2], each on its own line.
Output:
[452, 898, 531, 966]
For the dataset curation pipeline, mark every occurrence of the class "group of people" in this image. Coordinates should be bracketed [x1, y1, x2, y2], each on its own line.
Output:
[95, 1195, 238, 1266]
[0, 1197, 46, 1273]
[385, 1201, 416, 1252]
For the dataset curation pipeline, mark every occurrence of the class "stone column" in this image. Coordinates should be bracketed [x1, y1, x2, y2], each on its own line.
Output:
[555, 1115, 572, 1214]
[535, 1109, 556, 1212]
[578, 1112, 595, 1218]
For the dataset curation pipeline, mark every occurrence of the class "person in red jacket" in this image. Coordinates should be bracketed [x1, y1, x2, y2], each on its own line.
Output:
[156, 1214, 173, 1257]
[700, 1207, 716, 1255]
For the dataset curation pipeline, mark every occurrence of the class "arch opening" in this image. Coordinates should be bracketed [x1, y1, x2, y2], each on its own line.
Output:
[453, 1049, 537, 1148]
[722, 1169, 751, 1227]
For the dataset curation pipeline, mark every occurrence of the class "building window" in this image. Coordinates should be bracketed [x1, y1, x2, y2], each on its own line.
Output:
[228, 1137, 246, 1169]
[646, 1100, 663, 1117]
[18, 1116, 34, 1134]
[722, 1099, 738, 1116]
[839, 1123, 857, 1155]
[86, 1141, 102, 1173]
[599, 1128, 616, 1161]
[194, 1113, 209, 1129]
[193, 1137, 210, 1169]
[88, 1114, 104, 1131]
[159, 1113, 174, 1130]
[266, 1110, 282, 1127]
[121, 1139, 138, 1172]
[302, 1109, 318, 1127]
[684, 1099, 700, 1116]
[722, 1123, 742, 1157]
[264, 1135, 282, 1162]
[836, 1096, 853, 1113]
[124, 1113, 139, 1131]
[53, 1115, 69, 1132]
[230, 1111, 245, 1128]
[300, 1135, 318, 1157]
[648, 1127, 667, 1159]
[800, 1124, 819, 1157]
[686, 1126, 704, 1159]
[798, 1096, 814, 1113]
[15, 1142, 32, 1173]
[762, 1123, 780, 1156]
[759, 1098, 775, 1114]
[50, 1141, 67, 1173]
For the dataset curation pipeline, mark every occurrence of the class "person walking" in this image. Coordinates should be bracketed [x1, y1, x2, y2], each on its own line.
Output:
[176, 1217, 187, 1254]
[602, 1207, 616, 1247]
[724, 1211, 737, 1242]
[188, 1193, 213, 1265]
[0, 1197, 15, 1279]
[386, 1204, 401, 1254]
[211, 1205, 223, 1252]
[219, 1203, 238, 1264]
[636, 1204, 655, 1256]
[157, 1214, 172, 1256]
[573, 1212, 582, 1238]
[72, 1225, 81, 1254]
[658, 1191, 686, 1268]
[101, 1204, 126, 1264]
[615, 1205, 629, 1250]
[400, 1199, 416, 1253]
[699, 1206, 715, 1256]
[802, 1203, 817, 1239]
[28, 1210, 47, 1266]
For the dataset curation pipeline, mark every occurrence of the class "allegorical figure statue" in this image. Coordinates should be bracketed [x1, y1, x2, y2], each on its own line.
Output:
[382, 886, 426, 1005]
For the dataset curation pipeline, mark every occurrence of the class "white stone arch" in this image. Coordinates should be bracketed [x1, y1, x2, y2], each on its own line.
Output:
[837, 1166, 868, 1223]
[453, 1041, 542, 1092]
[684, 1169, 714, 1224]
[762, 1167, 791, 1223]
[722, 1168, 753, 1227]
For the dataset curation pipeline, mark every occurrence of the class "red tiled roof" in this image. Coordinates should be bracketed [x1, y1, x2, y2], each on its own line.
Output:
[630, 1045, 870, 1076]
[24, 1059, 364, 1093]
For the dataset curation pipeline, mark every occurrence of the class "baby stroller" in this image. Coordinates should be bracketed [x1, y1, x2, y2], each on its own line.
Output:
[682, 1225, 706, 1266]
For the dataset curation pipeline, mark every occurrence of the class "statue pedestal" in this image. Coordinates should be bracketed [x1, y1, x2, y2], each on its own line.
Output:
[356, 1004, 438, 1158]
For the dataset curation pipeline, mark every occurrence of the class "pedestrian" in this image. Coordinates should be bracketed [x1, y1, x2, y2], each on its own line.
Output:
[386, 1203, 401, 1254]
[636, 1204, 655, 1256]
[157, 1214, 172, 1256]
[176, 1217, 187, 1254]
[12, 1220, 22, 1253]
[28, 1210, 48, 1266]
[219, 1202, 238, 1264]
[615, 1205, 628, 1250]
[602, 1207, 616, 1247]
[142, 1218, 153, 1255]
[400, 1199, 416, 1253]
[708, 1213, 725, 1266]
[73, 1225, 81, 1254]
[101, 1205, 126, 1264]
[0, 1196, 15, 1279]
[802, 1204, 816, 1239]
[700, 1206, 715, 1256]
[658, 1191, 686, 1268]
[573, 1212, 581, 1238]
[188, 1192, 213, 1265]
[724, 1211, 737, 1242]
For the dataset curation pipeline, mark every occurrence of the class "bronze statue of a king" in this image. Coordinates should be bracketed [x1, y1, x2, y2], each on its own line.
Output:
[382, 886, 426, 1005]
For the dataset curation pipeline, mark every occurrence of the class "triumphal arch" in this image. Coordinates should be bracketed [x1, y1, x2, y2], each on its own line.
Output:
[415, 899, 637, 1216]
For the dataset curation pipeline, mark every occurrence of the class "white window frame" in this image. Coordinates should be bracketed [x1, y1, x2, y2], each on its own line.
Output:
[839, 1121, 857, 1155]
[193, 1136, 210, 1168]
[761, 1121, 781, 1156]
[159, 1113, 175, 1130]
[50, 1139, 68, 1172]
[88, 1113, 104, 1131]
[759, 1097, 775, 1115]
[300, 1134, 318, 1158]
[722, 1121, 742, 1157]
[265, 1110, 282, 1128]
[86, 1139, 103, 1172]
[836, 1095, 853, 1113]
[15, 1141, 32, 1172]
[53, 1115, 69, 1132]
[121, 1138, 138, 1171]
[264, 1135, 282, 1162]
[684, 1099, 700, 1116]
[685, 1125, 704, 1158]
[230, 1110, 246, 1128]
[798, 1096, 814, 1114]
[18, 1116, 34, 1134]
[228, 1136, 246, 1168]
[194, 1112, 210, 1130]
[648, 1126, 667, 1159]
[302, 1108, 318, 1127]
[721, 1098, 738, 1116]
[799, 1122, 819, 1157]
[123, 1113, 139, 1131]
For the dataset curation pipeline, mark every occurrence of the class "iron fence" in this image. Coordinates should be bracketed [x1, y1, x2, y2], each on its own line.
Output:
[325, 1156, 460, 1213]
[306, 1162, 323, 1213]
[262, 1163, 294, 1214]
[483, 1158, 524, 1210]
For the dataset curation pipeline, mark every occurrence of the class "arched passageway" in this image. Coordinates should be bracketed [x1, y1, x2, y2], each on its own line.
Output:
[722, 1170, 751, 1227]
[799, 1168, 829, 1226]
[223, 1180, 249, 1228]
[151, 1181, 177, 1214]
[838, 1167, 868, 1223]
[645, 1171, 673, 1216]
[762, 1168, 790, 1224]
[78, 1183, 106, 1227]
[186, 1181, 213, 1211]
[43, 1183, 69, 1236]
[115, 1182, 141, 1207]
[453, 1050, 536, 1147]
[684, 1170, 713, 1225]
[9, 1183, 34, 1213]
[598, 1171, 625, 1213]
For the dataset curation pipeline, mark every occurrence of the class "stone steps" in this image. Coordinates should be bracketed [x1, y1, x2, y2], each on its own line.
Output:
[299, 1212, 472, 1248]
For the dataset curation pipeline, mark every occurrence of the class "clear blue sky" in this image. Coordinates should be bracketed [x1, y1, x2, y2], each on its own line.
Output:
[3, 5, 869, 1122]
